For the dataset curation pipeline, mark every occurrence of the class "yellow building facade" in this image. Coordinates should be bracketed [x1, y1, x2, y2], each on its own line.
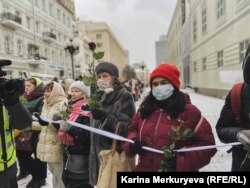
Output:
[84, 21, 129, 80]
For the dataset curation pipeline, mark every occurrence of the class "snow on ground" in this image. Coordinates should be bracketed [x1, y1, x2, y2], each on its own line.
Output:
[186, 90, 232, 171]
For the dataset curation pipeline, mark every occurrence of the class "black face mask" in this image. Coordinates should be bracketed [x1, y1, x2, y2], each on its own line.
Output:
[243, 45, 250, 83]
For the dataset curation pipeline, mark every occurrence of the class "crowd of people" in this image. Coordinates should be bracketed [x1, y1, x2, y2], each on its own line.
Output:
[1, 44, 250, 188]
[123, 79, 145, 101]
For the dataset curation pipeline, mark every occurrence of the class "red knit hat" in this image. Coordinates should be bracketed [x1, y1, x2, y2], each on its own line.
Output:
[150, 63, 180, 89]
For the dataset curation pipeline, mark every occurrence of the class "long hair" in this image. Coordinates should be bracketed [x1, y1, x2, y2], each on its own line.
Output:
[139, 89, 186, 119]
[112, 77, 123, 89]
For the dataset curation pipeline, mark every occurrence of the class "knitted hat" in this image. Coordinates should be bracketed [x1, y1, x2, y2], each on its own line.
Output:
[69, 81, 90, 97]
[95, 62, 119, 77]
[150, 63, 180, 89]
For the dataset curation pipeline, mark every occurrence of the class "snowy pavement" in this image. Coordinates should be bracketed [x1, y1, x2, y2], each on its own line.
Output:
[18, 89, 232, 187]
[18, 168, 52, 188]
[188, 90, 232, 172]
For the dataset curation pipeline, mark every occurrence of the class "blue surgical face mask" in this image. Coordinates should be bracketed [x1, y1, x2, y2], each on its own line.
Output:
[152, 84, 174, 101]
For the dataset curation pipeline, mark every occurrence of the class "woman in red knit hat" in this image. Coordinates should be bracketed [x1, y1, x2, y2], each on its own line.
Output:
[123, 63, 217, 171]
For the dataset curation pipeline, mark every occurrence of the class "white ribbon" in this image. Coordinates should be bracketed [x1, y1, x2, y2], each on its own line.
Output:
[34, 115, 242, 154]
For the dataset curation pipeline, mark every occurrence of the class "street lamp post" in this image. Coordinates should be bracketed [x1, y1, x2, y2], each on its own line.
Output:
[65, 39, 79, 79]
[140, 60, 146, 85]
[139, 60, 147, 93]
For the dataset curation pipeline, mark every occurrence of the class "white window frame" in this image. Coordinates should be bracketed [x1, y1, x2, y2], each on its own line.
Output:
[216, 0, 226, 20]
[201, 7, 207, 34]
[4, 36, 10, 54]
[17, 39, 23, 55]
[202, 57, 207, 70]
[239, 40, 250, 63]
[217, 50, 224, 67]
[192, 16, 197, 42]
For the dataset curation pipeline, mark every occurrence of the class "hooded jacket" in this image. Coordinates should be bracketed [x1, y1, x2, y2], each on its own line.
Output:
[37, 82, 67, 163]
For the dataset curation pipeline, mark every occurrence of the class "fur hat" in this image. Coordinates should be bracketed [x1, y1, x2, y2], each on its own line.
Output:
[69, 81, 90, 97]
[95, 62, 119, 77]
[150, 63, 180, 89]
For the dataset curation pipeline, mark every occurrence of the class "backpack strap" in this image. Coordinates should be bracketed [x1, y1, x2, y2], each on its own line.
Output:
[194, 116, 204, 134]
[231, 82, 244, 124]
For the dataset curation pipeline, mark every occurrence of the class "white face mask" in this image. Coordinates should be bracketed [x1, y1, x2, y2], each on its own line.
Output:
[97, 79, 111, 91]
[152, 84, 174, 101]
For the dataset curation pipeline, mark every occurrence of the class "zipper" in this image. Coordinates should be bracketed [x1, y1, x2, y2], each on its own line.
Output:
[139, 119, 146, 140]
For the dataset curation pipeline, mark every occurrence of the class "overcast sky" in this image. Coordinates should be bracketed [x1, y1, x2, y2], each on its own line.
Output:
[74, 0, 177, 71]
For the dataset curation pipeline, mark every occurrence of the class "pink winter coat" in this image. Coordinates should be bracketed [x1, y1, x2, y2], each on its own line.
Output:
[123, 103, 217, 171]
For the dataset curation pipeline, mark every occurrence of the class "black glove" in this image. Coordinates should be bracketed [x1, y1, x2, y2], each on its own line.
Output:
[130, 139, 145, 155]
[81, 104, 90, 111]
[52, 123, 60, 130]
[237, 130, 250, 150]
[51, 113, 62, 130]
[34, 113, 49, 126]
[92, 109, 107, 120]
[163, 156, 176, 171]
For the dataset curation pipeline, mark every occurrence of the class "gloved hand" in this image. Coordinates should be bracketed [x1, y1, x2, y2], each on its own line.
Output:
[130, 139, 145, 155]
[51, 113, 62, 130]
[60, 120, 71, 131]
[81, 105, 90, 111]
[52, 113, 63, 121]
[237, 130, 250, 150]
[92, 109, 107, 120]
[163, 156, 176, 171]
[34, 113, 49, 126]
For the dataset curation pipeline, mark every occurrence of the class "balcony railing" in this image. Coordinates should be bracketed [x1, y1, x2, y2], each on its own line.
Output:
[28, 53, 47, 66]
[1, 12, 22, 29]
[43, 32, 56, 42]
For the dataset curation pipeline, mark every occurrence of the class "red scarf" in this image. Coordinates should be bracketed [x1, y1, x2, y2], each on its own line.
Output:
[69, 100, 91, 121]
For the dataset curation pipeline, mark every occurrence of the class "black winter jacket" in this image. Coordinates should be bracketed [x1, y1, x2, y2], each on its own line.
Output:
[216, 83, 250, 171]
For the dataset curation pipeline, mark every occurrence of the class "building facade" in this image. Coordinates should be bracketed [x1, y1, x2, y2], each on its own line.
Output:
[0, 0, 75, 80]
[189, 0, 250, 98]
[155, 35, 168, 66]
[84, 21, 129, 80]
[166, 0, 186, 86]
[74, 20, 93, 77]
[167, 0, 250, 98]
